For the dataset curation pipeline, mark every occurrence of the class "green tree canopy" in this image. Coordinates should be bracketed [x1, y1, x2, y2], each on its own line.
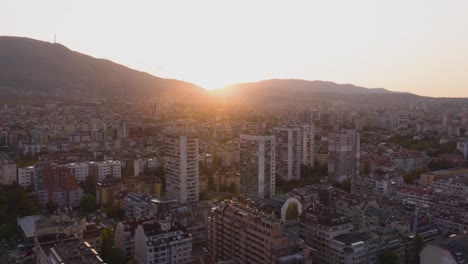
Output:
[380, 250, 398, 264]
[80, 193, 97, 212]
[285, 202, 299, 220]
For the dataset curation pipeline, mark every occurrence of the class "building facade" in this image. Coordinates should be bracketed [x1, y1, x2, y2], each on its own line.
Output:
[274, 127, 302, 181]
[328, 129, 360, 182]
[133, 219, 193, 264]
[208, 199, 312, 264]
[239, 134, 276, 199]
[164, 133, 199, 204]
[88, 160, 121, 182]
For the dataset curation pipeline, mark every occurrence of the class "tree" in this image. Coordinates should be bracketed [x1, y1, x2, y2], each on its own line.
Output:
[80, 174, 96, 195]
[333, 179, 351, 193]
[101, 227, 113, 262]
[380, 250, 398, 264]
[79, 194, 97, 212]
[415, 235, 424, 264]
[46, 201, 57, 214]
[199, 191, 211, 201]
[105, 203, 124, 221]
[363, 162, 372, 175]
[285, 202, 299, 220]
[108, 249, 126, 264]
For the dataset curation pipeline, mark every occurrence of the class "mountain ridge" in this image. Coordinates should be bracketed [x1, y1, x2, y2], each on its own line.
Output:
[0, 36, 420, 105]
[0, 36, 206, 101]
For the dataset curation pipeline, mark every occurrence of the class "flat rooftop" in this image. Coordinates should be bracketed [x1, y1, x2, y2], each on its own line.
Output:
[17, 215, 44, 238]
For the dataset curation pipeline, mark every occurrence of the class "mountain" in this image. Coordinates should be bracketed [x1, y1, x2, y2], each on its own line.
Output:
[212, 79, 418, 105]
[0, 36, 206, 101]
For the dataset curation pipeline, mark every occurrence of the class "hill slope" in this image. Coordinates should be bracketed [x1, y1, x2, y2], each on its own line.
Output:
[212, 79, 403, 104]
[0, 36, 205, 101]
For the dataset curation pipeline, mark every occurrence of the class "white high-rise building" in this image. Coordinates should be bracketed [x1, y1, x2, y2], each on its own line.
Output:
[117, 121, 129, 139]
[88, 160, 121, 182]
[274, 127, 302, 181]
[239, 134, 276, 199]
[62, 162, 89, 182]
[165, 133, 199, 204]
[18, 166, 36, 188]
[328, 129, 360, 182]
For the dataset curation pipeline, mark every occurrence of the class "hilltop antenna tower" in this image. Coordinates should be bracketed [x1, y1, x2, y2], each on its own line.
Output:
[54, 35, 56, 44]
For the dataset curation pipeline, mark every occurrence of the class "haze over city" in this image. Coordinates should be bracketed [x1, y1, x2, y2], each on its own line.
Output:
[3, 1, 468, 264]
[3, 0, 468, 97]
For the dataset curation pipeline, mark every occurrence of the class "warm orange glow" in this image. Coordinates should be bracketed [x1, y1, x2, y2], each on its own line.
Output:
[3, 0, 468, 96]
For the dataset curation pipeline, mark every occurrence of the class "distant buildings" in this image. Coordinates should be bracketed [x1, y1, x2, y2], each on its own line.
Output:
[239, 134, 276, 199]
[301, 124, 315, 168]
[62, 162, 89, 182]
[123, 192, 178, 220]
[134, 157, 161, 177]
[208, 199, 312, 263]
[18, 162, 83, 208]
[89, 160, 121, 182]
[0, 152, 16, 185]
[274, 127, 302, 181]
[164, 131, 199, 204]
[116, 121, 129, 139]
[328, 129, 360, 182]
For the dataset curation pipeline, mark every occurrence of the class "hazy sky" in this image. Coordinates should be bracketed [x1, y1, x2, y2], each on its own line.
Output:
[2, 0, 468, 97]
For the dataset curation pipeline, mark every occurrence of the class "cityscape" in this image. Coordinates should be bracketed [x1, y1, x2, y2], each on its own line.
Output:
[2, 1, 468, 264]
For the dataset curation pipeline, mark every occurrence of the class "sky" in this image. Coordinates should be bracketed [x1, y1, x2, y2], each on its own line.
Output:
[2, 0, 468, 97]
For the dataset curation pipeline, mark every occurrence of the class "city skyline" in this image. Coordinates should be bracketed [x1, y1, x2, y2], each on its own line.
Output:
[3, 0, 468, 97]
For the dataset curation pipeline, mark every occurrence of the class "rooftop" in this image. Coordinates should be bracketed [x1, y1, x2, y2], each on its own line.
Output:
[17, 215, 44, 238]
[38, 235, 103, 264]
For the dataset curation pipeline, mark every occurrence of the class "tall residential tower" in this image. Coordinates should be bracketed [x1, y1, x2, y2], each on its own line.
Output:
[239, 134, 275, 199]
[165, 131, 199, 204]
[274, 127, 302, 181]
[328, 129, 360, 182]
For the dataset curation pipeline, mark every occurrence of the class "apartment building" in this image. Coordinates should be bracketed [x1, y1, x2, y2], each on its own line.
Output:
[164, 132, 199, 204]
[88, 160, 121, 182]
[299, 203, 353, 264]
[328, 129, 360, 182]
[274, 127, 302, 181]
[18, 162, 83, 208]
[239, 134, 276, 199]
[62, 162, 89, 182]
[35, 235, 103, 264]
[208, 199, 312, 264]
[134, 157, 161, 177]
[134, 219, 193, 264]
[301, 124, 315, 168]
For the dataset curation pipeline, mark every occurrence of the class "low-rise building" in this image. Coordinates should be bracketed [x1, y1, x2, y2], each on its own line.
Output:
[35, 234, 103, 264]
[134, 219, 193, 264]
[299, 203, 353, 264]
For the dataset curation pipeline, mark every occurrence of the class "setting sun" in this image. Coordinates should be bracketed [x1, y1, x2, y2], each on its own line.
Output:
[3, 0, 468, 96]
